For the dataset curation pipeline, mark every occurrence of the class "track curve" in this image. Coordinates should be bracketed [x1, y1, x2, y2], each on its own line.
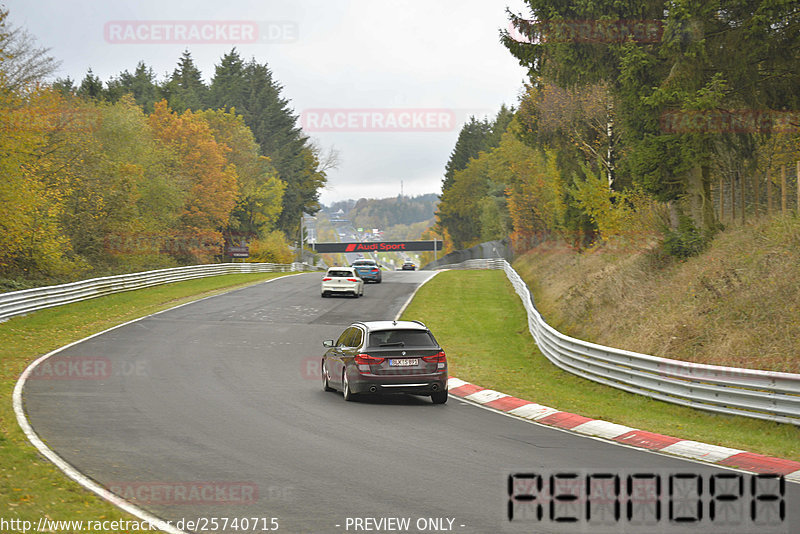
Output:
[21, 271, 798, 533]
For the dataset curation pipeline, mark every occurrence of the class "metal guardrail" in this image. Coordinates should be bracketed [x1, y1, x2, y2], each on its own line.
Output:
[0, 262, 319, 323]
[437, 258, 800, 426]
[426, 258, 507, 271]
[421, 239, 511, 271]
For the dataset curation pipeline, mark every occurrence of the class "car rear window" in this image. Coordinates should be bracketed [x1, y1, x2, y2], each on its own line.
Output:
[327, 270, 352, 277]
[367, 330, 436, 348]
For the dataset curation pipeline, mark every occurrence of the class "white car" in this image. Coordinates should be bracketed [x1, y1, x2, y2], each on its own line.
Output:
[321, 267, 364, 298]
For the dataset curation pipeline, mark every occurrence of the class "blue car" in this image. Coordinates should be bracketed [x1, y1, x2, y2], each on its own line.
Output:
[351, 259, 382, 283]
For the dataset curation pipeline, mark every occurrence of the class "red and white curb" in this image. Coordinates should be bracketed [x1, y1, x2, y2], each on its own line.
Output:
[447, 377, 800, 483]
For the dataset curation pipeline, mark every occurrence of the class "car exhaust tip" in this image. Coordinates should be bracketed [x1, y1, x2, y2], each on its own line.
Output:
[431, 384, 439, 391]
[369, 385, 377, 393]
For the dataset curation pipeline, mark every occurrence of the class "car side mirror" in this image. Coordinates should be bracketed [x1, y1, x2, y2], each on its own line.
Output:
[323, 340, 334, 347]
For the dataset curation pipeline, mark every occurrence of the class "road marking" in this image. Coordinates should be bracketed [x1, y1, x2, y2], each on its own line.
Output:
[572, 420, 635, 440]
[464, 389, 508, 404]
[13, 274, 304, 533]
[448, 376, 800, 482]
[661, 440, 745, 463]
[508, 403, 560, 421]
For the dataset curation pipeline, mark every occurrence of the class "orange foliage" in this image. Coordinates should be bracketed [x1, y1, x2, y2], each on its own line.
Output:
[147, 101, 238, 261]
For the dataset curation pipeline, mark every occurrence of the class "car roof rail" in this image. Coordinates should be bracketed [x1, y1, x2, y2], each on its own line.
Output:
[410, 320, 426, 327]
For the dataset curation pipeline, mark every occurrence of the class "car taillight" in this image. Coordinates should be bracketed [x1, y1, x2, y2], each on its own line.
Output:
[347, 278, 359, 282]
[355, 354, 385, 365]
[371, 268, 379, 272]
[422, 351, 446, 363]
[322, 277, 332, 281]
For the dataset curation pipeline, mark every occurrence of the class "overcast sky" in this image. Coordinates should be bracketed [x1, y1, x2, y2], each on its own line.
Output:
[5, 0, 532, 205]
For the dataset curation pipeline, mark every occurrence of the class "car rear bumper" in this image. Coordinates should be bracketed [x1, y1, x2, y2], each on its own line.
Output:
[321, 283, 359, 294]
[348, 371, 448, 396]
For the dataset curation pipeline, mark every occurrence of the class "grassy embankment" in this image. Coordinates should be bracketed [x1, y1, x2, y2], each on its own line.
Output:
[0, 272, 292, 529]
[402, 216, 800, 461]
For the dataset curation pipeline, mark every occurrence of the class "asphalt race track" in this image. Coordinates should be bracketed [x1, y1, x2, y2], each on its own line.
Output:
[22, 271, 799, 533]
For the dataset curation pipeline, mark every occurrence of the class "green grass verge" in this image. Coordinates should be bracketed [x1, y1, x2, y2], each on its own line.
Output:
[401, 269, 800, 462]
[0, 272, 293, 529]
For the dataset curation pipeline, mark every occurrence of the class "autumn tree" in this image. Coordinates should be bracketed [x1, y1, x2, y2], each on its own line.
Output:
[85, 96, 186, 268]
[0, 11, 84, 277]
[196, 108, 286, 241]
[0, 13, 329, 281]
[491, 120, 567, 249]
[0, 86, 79, 275]
[436, 107, 519, 247]
[147, 101, 238, 262]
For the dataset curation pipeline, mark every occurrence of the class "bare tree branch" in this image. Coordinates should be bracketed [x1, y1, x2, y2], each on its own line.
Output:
[310, 140, 340, 174]
[0, 10, 61, 90]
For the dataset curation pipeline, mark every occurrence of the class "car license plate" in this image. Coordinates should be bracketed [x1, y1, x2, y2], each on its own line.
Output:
[389, 358, 419, 367]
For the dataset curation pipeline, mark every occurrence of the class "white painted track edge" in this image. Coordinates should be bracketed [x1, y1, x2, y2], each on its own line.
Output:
[12, 274, 304, 533]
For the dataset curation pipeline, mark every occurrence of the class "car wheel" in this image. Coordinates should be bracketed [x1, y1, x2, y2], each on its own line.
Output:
[322, 361, 334, 392]
[431, 390, 448, 404]
[342, 371, 355, 401]
[321, 292, 327, 298]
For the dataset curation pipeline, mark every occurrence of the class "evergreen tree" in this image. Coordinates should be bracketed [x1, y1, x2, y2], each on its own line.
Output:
[244, 60, 320, 233]
[52, 76, 76, 96]
[207, 49, 248, 111]
[106, 61, 160, 112]
[503, 0, 800, 235]
[209, 50, 326, 236]
[442, 117, 492, 192]
[164, 50, 208, 111]
[77, 69, 104, 100]
[485, 104, 515, 149]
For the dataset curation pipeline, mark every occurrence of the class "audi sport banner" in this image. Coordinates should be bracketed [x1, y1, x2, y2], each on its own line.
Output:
[311, 241, 442, 253]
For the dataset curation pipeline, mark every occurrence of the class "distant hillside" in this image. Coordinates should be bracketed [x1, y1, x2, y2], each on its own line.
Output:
[324, 194, 439, 230]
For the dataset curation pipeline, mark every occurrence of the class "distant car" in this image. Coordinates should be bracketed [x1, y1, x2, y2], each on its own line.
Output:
[401, 261, 416, 271]
[351, 259, 382, 283]
[321, 267, 364, 298]
[321, 320, 448, 404]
